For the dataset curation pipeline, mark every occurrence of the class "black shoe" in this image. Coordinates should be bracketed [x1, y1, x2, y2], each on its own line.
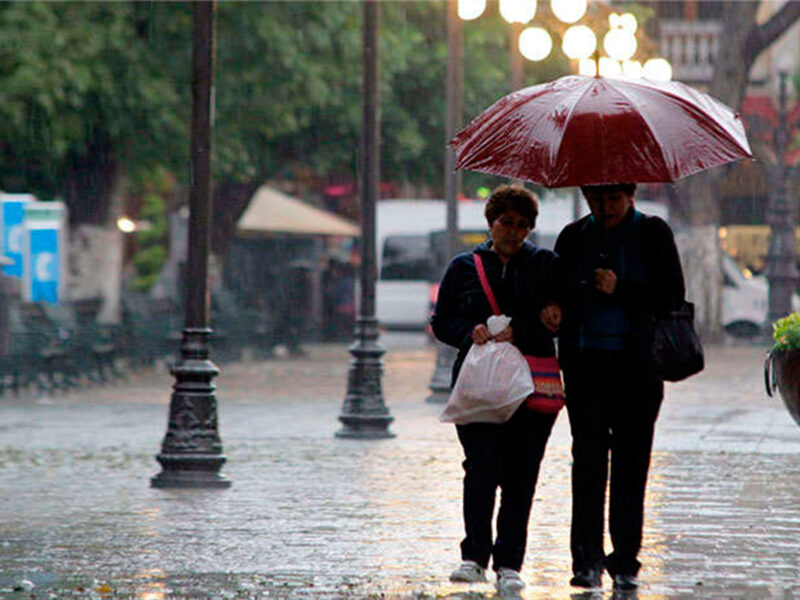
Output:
[570, 568, 602, 588]
[612, 574, 639, 591]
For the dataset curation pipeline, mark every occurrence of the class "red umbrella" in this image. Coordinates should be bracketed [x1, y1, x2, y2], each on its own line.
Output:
[451, 75, 753, 188]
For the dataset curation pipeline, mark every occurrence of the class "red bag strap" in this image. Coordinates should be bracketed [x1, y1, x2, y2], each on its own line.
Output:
[473, 253, 501, 316]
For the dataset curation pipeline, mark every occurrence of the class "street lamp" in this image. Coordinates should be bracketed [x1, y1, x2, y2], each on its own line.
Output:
[550, 0, 586, 24]
[151, 0, 230, 489]
[642, 57, 673, 81]
[427, 1, 671, 403]
[562, 24, 596, 60]
[765, 69, 798, 325]
[336, 0, 395, 438]
[427, 0, 464, 404]
[519, 27, 553, 61]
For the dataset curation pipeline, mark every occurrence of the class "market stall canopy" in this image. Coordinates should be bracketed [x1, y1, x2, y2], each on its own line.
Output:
[237, 186, 359, 237]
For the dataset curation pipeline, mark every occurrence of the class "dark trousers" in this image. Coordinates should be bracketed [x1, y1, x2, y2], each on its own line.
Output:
[562, 349, 663, 577]
[455, 406, 556, 572]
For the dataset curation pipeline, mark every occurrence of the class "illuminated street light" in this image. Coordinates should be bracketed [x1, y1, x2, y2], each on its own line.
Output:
[562, 24, 596, 60]
[500, 0, 536, 24]
[458, 0, 486, 21]
[643, 57, 673, 81]
[604, 28, 637, 61]
[519, 26, 552, 61]
[618, 12, 638, 33]
[550, 0, 586, 24]
[622, 59, 643, 79]
[578, 57, 597, 76]
[609, 12, 637, 33]
[116, 217, 136, 234]
[598, 56, 623, 78]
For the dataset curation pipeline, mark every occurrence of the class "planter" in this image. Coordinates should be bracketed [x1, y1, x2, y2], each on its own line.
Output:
[765, 348, 800, 427]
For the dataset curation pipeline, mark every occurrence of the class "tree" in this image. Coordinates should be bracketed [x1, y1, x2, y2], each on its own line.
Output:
[0, 2, 188, 320]
[678, 0, 800, 338]
[0, 2, 570, 315]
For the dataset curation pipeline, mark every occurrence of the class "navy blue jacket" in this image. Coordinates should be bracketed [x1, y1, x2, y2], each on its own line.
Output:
[554, 208, 685, 359]
[431, 240, 557, 386]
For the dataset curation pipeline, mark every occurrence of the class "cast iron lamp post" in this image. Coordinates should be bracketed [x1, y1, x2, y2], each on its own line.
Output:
[765, 69, 799, 325]
[152, 1, 230, 488]
[427, 0, 464, 404]
[336, 0, 395, 438]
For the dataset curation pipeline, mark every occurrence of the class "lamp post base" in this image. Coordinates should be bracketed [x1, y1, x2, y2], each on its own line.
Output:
[426, 341, 455, 403]
[151, 454, 231, 489]
[426, 388, 450, 404]
[336, 317, 395, 439]
[335, 414, 395, 439]
[151, 329, 231, 489]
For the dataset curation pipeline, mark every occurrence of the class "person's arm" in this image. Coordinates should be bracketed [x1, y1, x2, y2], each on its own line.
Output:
[553, 223, 580, 308]
[430, 256, 479, 351]
[511, 249, 561, 342]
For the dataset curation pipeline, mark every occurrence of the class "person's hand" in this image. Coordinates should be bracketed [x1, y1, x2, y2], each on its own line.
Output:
[493, 325, 513, 343]
[595, 268, 617, 295]
[472, 323, 492, 345]
[540, 303, 562, 332]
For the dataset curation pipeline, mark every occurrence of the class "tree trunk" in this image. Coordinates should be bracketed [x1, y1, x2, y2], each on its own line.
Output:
[65, 166, 128, 325]
[676, 0, 800, 339]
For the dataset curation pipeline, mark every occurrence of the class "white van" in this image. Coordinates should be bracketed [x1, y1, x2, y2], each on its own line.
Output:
[376, 199, 487, 329]
[374, 194, 788, 336]
[721, 252, 800, 338]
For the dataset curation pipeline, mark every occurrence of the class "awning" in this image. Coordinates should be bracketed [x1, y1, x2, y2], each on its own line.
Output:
[237, 185, 360, 237]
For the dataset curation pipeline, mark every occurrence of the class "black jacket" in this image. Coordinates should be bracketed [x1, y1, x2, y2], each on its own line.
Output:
[431, 240, 557, 386]
[554, 208, 685, 359]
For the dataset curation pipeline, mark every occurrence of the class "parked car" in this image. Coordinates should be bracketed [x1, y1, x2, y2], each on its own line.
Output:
[375, 196, 794, 338]
[375, 194, 668, 331]
[375, 199, 487, 330]
[721, 252, 800, 338]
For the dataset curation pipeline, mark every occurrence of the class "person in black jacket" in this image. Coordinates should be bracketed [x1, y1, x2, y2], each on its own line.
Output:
[551, 182, 685, 592]
[431, 184, 560, 594]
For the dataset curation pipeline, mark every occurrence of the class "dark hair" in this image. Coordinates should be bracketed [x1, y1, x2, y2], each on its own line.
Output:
[580, 183, 637, 198]
[484, 184, 538, 228]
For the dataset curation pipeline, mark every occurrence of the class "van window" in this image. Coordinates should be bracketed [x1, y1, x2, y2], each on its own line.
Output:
[381, 235, 433, 281]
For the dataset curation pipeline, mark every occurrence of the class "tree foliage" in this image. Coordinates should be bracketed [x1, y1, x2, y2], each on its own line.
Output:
[0, 2, 186, 224]
[0, 1, 572, 230]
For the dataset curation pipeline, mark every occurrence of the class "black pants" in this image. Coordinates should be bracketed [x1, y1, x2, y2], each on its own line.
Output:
[562, 349, 663, 577]
[455, 406, 556, 572]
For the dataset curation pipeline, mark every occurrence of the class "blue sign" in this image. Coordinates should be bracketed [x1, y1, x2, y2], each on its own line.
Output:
[1, 197, 28, 277]
[28, 227, 59, 303]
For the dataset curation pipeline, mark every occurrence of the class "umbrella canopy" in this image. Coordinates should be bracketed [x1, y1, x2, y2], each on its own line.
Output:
[237, 186, 359, 237]
[451, 75, 753, 188]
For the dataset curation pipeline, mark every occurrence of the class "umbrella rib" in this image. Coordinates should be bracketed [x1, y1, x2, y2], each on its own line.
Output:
[621, 81, 752, 157]
[550, 78, 598, 183]
[610, 84, 676, 179]
[613, 82, 751, 180]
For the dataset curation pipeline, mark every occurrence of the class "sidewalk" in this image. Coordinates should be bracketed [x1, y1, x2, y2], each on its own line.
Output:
[1, 337, 799, 599]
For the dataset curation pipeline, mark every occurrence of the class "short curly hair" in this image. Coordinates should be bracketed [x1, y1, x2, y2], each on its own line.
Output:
[484, 184, 538, 228]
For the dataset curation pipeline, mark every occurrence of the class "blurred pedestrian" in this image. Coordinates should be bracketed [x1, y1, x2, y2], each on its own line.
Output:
[431, 184, 561, 595]
[551, 182, 686, 591]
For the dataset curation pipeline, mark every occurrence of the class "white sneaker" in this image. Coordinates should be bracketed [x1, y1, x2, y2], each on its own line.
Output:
[496, 567, 526, 594]
[449, 560, 487, 583]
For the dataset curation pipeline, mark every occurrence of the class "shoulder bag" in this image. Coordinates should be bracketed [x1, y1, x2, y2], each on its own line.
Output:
[474, 253, 565, 414]
[648, 300, 704, 382]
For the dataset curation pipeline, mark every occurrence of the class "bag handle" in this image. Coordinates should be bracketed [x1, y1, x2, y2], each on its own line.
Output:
[473, 253, 501, 316]
[765, 350, 777, 397]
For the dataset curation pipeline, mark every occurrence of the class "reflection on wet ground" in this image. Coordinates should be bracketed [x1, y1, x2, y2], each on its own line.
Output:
[0, 342, 799, 598]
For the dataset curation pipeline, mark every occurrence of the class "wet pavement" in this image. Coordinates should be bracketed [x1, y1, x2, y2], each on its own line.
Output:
[1, 334, 800, 599]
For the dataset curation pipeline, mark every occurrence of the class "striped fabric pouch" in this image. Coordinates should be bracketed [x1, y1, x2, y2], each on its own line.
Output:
[523, 355, 565, 414]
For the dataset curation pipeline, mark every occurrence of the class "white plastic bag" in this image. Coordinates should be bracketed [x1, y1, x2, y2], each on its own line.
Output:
[439, 339, 534, 425]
